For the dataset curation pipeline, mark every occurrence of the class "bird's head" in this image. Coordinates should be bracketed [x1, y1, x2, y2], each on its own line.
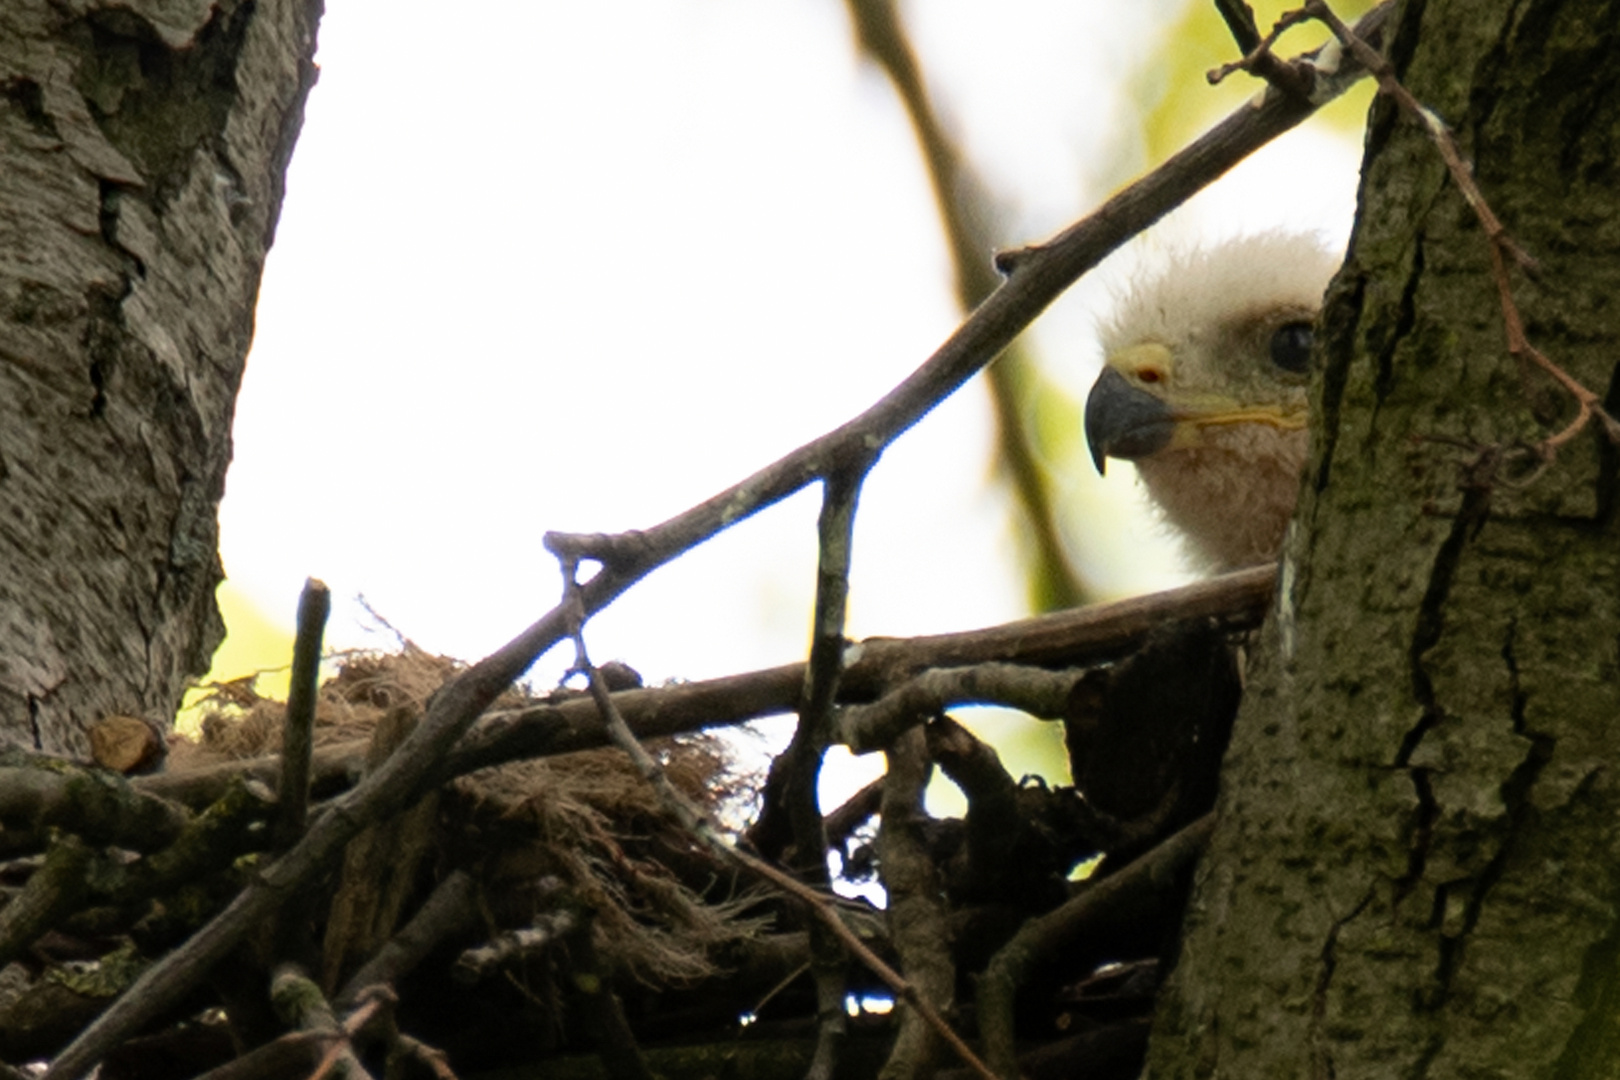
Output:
[1083, 234, 1340, 569]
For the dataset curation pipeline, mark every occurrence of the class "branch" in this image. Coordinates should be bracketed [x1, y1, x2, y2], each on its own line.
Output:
[268, 963, 375, 1080]
[452, 908, 580, 986]
[978, 814, 1216, 1079]
[1207, 1, 1318, 96]
[335, 869, 479, 1010]
[875, 726, 956, 1079]
[273, 578, 329, 850]
[0, 834, 95, 968]
[792, 468, 866, 1080]
[836, 663, 1080, 754]
[43, 609, 556, 1079]
[0, 752, 189, 854]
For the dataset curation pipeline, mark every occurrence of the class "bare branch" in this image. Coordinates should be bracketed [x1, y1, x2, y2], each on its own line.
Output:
[793, 468, 866, 1080]
[274, 577, 329, 850]
[875, 726, 956, 1079]
[979, 815, 1216, 1078]
[335, 869, 479, 1010]
[1207, 0, 1316, 97]
[137, 564, 1276, 811]
[837, 662, 1081, 754]
[452, 909, 581, 987]
[0, 754, 189, 854]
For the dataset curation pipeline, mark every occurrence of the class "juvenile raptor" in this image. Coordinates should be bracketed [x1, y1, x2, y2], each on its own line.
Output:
[1083, 234, 1340, 571]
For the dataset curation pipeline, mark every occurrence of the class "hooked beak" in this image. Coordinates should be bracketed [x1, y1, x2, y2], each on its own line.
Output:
[1084, 366, 1175, 476]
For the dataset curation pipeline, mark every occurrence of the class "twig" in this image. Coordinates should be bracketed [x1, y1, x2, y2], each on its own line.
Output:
[343, 986, 461, 1080]
[392, 1033, 458, 1080]
[875, 726, 956, 1079]
[44, 594, 556, 1080]
[1206, 0, 1316, 97]
[1212, 0, 1263, 51]
[558, 596, 1002, 1080]
[978, 814, 1216, 1079]
[268, 962, 375, 1080]
[791, 468, 866, 1080]
[335, 869, 479, 1010]
[451, 909, 579, 986]
[836, 663, 1082, 754]
[1305, 0, 1620, 459]
[927, 716, 1026, 897]
[996, 1, 1386, 284]
[274, 578, 330, 850]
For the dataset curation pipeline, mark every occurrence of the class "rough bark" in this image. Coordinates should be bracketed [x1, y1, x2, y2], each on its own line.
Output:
[1145, 0, 1620, 1076]
[0, 0, 320, 755]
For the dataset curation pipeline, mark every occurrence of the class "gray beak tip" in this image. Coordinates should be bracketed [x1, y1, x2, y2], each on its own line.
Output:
[1084, 364, 1176, 474]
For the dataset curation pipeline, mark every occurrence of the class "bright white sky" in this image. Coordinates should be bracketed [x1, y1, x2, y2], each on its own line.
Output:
[220, 1, 1363, 804]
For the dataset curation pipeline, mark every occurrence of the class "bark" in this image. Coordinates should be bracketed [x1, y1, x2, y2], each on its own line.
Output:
[0, 0, 320, 755]
[1145, 0, 1620, 1076]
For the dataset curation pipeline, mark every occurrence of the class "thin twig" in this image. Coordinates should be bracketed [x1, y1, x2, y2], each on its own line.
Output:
[1207, 1, 1316, 97]
[1212, 0, 1263, 51]
[836, 662, 1082, 754]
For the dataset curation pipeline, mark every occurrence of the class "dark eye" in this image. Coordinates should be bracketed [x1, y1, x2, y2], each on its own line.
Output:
[1270, 322, 1314, 373]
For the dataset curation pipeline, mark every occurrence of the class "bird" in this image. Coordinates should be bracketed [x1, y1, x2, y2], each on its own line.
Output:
[1083, 233, 1340, 572]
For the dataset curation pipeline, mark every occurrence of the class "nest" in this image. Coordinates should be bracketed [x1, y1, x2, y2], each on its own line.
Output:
[179, 646, 769, 996]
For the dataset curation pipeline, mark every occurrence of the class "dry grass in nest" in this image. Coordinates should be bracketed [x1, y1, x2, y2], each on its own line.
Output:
[177, 646, 769, 990]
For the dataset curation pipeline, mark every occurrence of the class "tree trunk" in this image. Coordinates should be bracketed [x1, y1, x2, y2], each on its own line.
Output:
[1145, 0, 1620, 1075]
[0, 0, 320, 756]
